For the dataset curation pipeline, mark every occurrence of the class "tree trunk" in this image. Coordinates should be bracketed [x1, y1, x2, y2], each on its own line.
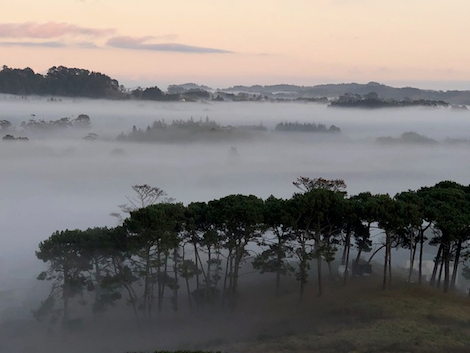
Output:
[193, 241, 200, 291]
[341, 229, 351, 266]
[222, 249, 232, 305]
[443, 243, 451, 293]
[343, 234, 351, 285]
[298, 238, 307, 303]
[388, 242, 392, 287]
[383, 230, 390, 290]
[316, 231, 323, 297]
[173, 247, 178, 311]
[143, 246, 151, 319]
[437, 257, 444, 288]
[418, 229, 424, 284]
[276, 241, 282, 296]
[451, 238, 463, 290]
[182, 248, 192, 312]
[408, 231, 414, 283]
[93, 257, 102, 313]
[430, 244, 442, 286]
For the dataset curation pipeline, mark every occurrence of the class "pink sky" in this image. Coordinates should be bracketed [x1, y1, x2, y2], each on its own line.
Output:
[2, 0, 470, 90]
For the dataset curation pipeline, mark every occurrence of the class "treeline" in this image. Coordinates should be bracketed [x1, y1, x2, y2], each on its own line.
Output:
[0, 66, 121, 98]
[275, 122, 340, 133]
[34, 179, 470, 328]
[0, 65, 267, 102]
[1, 114, 92, 140]
[376, 131, 438, 145]
[330, 92, 450, 109]
[117, 119, 340, 143]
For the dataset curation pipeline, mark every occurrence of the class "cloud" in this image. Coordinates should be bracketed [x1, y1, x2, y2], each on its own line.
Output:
[76, 41, 99, 49]
[0, 41, 65, 48]
[0, 22, 115, 39]
[107, 36, 232, 54]
[0, 22, 231, 54]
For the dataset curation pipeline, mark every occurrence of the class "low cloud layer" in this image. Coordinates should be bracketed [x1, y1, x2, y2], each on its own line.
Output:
[107, 36, 232, 54]
[0, 21, 115, 38]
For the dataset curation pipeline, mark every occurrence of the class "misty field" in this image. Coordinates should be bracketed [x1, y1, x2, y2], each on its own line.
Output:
[1, 98, 469, 277]
[1, 97, 470, 352]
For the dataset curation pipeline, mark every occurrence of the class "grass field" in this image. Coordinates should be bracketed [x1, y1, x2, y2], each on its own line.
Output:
[187, 275, 470, 353]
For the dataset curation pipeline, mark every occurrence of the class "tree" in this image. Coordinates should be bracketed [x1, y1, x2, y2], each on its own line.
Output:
[124, 202, 185, 318]
[395, 190, 430, 284]
[209, 194, 265, 306]
[111, 184, 171, 223]
[0, 120, 12, 131]
[373, 194, 407, 290]
[72, 114, 91, 128]
[34, 230, 92, 326]
[184, 201, 221, 308]
[420, 182, 470, 292]
[141, 86, 163, 101]
[292, 177, 346, 297]
[253, 196, 295, 295]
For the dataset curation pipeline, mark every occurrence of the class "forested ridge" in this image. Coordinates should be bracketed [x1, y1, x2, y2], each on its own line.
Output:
[33, 178, 470, 330]
[3, 65, 470, 107]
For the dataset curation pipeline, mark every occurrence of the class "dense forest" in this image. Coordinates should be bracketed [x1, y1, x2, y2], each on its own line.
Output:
[0, 66, 121, 98]
[33, 178, 470, 331]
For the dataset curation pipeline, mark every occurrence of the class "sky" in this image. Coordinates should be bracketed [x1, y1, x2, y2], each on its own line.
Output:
[2, 0, 470, 90]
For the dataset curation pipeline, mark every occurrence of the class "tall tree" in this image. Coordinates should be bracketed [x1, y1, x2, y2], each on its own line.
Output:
[253, 196, 295, 295]
[34, 230, 92, 326]
[209, 194, 265, 306]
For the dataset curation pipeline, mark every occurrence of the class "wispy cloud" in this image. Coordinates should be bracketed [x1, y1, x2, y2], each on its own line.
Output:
[107, 36, 232, 54]
[0, 22, 115, 39]
[0, 22, 232, 54]
[0, 41, 65, 48]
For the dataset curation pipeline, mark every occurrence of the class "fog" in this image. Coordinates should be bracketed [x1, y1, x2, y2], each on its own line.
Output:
[1, 95, 470, 352]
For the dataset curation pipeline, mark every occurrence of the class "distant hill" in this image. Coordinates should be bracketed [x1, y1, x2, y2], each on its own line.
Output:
[2, 65, 470, 104]
[221, 82, 470, 105]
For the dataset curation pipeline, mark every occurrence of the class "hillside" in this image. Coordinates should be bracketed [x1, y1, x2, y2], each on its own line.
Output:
[200, 277, 470, 353]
